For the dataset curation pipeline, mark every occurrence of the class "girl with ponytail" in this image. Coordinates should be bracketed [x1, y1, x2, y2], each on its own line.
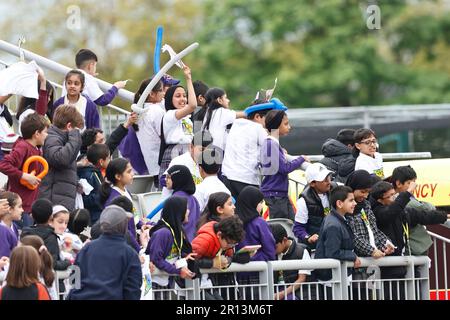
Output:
[100, 158, 134, 206]
[100, 158, 141, 253]
[201, 88, 245, 151]
[20, 235, 57, 300]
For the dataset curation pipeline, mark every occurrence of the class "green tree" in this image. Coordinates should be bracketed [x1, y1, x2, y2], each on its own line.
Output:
[193, 0, 450, 108]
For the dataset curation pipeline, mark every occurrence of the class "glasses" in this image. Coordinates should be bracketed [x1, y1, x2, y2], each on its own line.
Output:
[360, 139, 377, 146]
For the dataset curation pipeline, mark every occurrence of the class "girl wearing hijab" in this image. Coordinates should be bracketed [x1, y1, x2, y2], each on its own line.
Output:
[166, 165, 201, 243]
[145, 196, 196, 300]
[260, 110, 309, 221]
[235, 186, 276, 262]
[158, 66, 197, 178]
[235, 186, 276, 298]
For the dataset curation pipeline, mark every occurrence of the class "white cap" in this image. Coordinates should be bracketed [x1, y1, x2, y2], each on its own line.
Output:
[52, 205, 69, 215]
[305, 163, 333, 183]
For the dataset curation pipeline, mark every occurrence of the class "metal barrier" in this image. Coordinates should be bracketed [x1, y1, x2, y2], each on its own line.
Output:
[267, 259, 341, 300]
[303, 152, 432, 163]
[55, 269, 73, 300]
[74, 257, 427, 301]
[0, 40, 134, 102]
[198, 261, 270, 300]
[342, 256, 430, 300]
[428, 230, 450, 300]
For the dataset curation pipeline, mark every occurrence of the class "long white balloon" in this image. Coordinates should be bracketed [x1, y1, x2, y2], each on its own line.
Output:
[132, 42, 199, 113]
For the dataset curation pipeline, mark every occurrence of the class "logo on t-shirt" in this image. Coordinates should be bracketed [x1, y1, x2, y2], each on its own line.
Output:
[181, 119, 193, 136]
[374, 168, 384, 179]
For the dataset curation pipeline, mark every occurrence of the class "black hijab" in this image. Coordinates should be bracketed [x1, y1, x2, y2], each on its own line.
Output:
[168, 165, 196, 195]
[235, 186, 264, 225]
[149, 196, 190, 253]
[165, 85, 184, 111]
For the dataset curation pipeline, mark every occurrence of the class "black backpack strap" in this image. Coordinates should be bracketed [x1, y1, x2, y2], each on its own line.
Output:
[158, 115, 167, 166]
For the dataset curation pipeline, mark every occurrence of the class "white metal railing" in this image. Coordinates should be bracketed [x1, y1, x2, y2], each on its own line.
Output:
[54, 257, 429, 300]
[303, 152, 432, 162]
[428, 231, 450, 300]
[267, 259, 342, 300]
[342, 256, 430, 300]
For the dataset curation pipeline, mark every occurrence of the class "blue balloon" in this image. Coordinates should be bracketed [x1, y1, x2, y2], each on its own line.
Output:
[243, 98, 288, 116]
[153, 26, 164, 74]
[146, 199, 166, 220]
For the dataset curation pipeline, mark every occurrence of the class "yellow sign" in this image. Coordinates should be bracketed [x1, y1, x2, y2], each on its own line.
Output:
[263, 158, 450, 220]
[383, 158, 450, 207]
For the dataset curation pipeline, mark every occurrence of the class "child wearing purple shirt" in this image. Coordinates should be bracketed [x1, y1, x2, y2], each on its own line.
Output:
[235, 186, 276, 298]
[101, 158, 140, 252]
[0, 192, 22, 257]
[145, 196, 196, 300]
[260, 110, 309, 221]
[165, 165, 201, 243]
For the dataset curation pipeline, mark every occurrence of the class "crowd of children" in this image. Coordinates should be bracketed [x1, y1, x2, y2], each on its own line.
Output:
[0, 47, 449, 301]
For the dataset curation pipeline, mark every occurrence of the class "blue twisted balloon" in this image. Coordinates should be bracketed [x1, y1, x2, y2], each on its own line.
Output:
[146, 199, 166, 220]
[153, 26, 164, 74]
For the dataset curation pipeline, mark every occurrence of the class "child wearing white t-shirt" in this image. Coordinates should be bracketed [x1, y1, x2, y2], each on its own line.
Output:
[353, 128, 384, 179]
[201, 87, 245, 151]
[221, 111, 269, 199]
[134, 78, 166, 177]
[194, 147, 231, 212]
[158, 66, 197, 178]
[160, 131, 212, 198]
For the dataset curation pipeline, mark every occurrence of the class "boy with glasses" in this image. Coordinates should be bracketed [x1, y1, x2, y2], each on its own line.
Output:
[353, 128, 384, 179]
[192, 216, 245, 300]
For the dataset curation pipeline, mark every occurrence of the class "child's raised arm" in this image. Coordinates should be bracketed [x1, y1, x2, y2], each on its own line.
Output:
[174, 65, 196, 120]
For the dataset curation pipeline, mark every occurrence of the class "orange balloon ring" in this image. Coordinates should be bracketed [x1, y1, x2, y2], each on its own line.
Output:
[20, 156, 49, 190]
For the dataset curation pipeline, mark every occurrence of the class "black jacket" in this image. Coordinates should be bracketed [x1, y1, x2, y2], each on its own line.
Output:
[22, 225, 71, 271]
[315, 211, 356, 280]
[77, 164, 103, 225]
[320, 138, 353, 173]
[372, 192, 447, 256]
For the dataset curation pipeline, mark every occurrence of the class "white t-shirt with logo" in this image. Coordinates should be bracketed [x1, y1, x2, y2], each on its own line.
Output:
[163, 110, 194, 145]
[355, 152, 384, 179]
